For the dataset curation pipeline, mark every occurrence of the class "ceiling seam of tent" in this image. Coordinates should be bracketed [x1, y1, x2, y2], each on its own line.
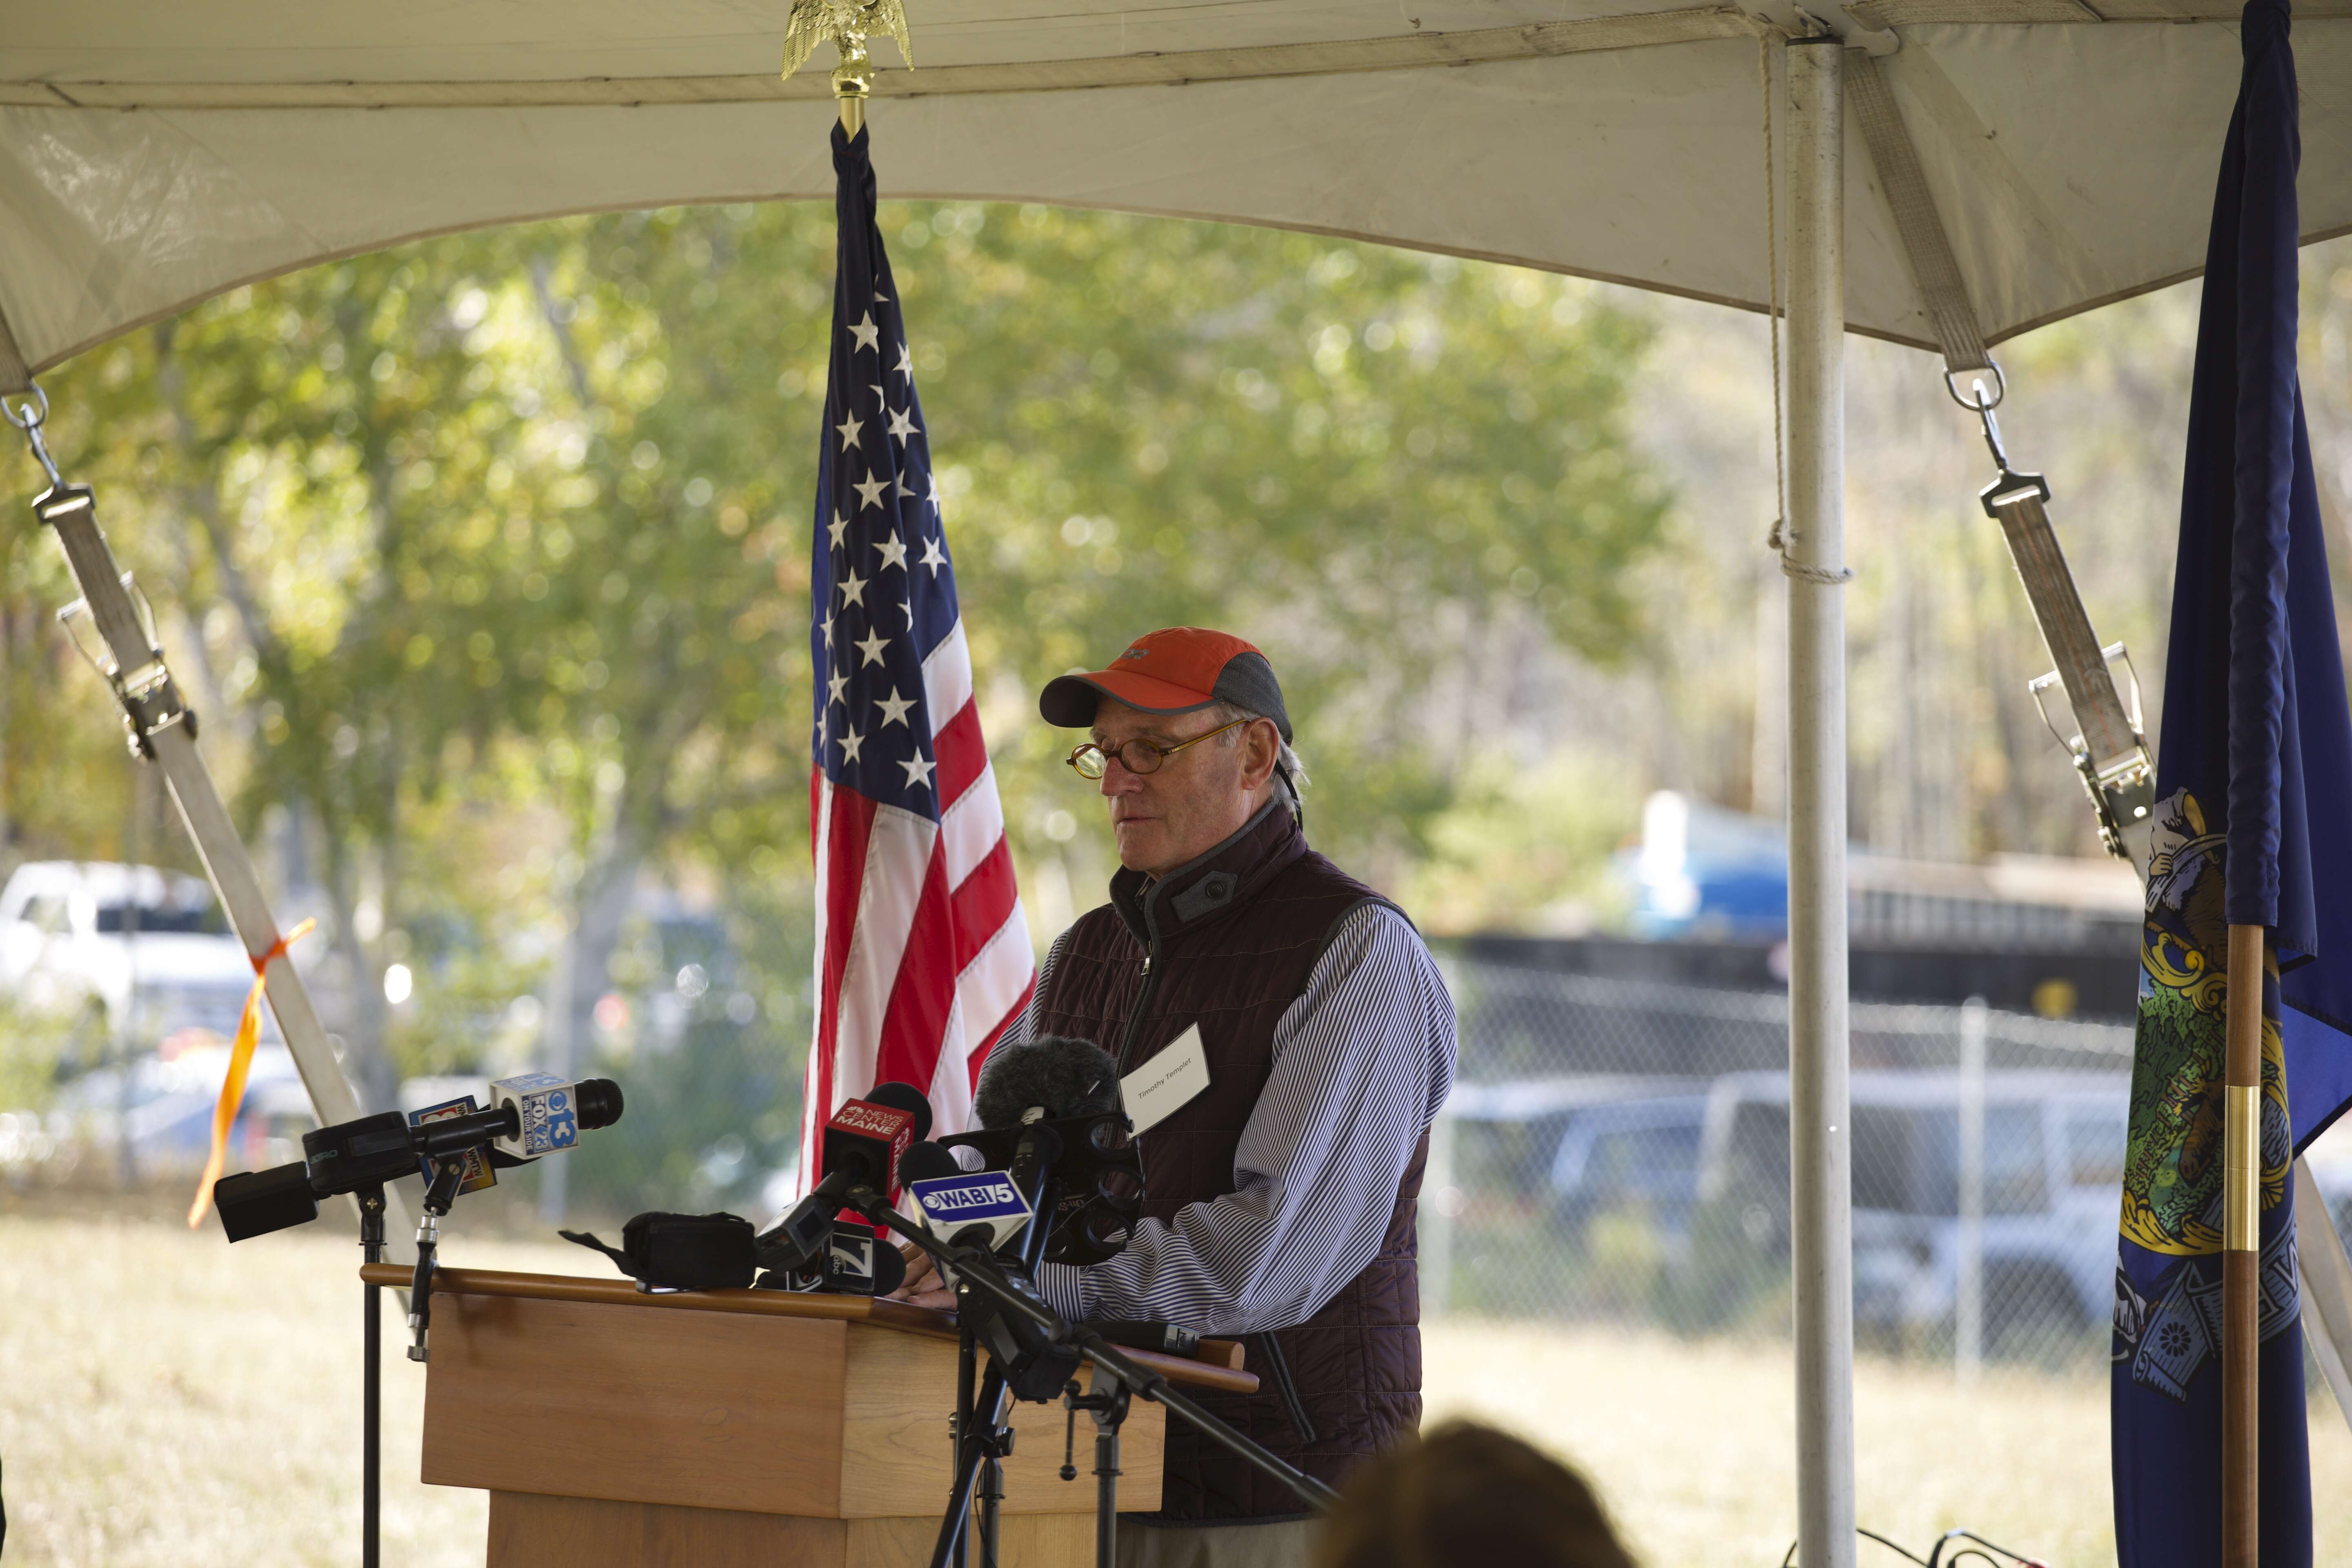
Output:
[4, 9, 1766, 111]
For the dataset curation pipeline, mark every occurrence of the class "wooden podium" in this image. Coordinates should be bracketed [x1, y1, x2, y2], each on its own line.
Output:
[361, 1264, 1256, 1568]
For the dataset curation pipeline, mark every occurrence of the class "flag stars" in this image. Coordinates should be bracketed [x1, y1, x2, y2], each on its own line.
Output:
[899, 753, 938, 793]
[836, 412, 864, 452]
[918, 535, 948, 576]
[849, 312, 882, 353]
[838, 724, 866, 764]
[854, 627, 891, 667]
[852, 472, 891, 511]
[887, 405, 920, 444]
[826, 670, 850, 708]
[838, 570, 869, 609]
[828, 512, 850, 550]
[892, 342, 915, 381]
[896, 474, 916, 499]
[874, 534, 909, 572]
[926, 472, 943, 511]
[875, 688, 917, 729]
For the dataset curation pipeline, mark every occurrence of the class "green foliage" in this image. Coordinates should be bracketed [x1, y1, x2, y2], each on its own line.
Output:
[1403, 754, 1642, 933]
[9, 198, 1665, 1120]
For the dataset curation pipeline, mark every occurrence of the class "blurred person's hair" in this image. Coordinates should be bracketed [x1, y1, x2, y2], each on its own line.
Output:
[1314, 1421, 1636, 1568]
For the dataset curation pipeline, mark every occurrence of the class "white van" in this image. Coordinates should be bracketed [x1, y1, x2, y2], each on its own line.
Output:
[0, 861, 257, 1042]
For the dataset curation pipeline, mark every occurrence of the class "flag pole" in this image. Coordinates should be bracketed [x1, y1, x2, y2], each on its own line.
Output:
[2224, 920, 2263, 1568]
[834, 33, 869, 136]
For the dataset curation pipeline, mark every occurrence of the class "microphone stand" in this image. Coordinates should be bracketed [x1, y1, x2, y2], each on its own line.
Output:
[840, 1184, 1337, 1568]
[354, 1181, 387, 1568]
[934, 1148, 1062, 1568]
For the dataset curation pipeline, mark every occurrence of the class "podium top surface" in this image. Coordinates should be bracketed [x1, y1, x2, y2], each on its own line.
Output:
[362, 1263, 1256, 1394]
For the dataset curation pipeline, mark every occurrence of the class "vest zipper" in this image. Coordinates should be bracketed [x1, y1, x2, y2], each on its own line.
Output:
[1117, 919, 1164, 1074]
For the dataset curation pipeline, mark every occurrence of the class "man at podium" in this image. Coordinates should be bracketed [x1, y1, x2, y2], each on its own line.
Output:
[899, 627, 1457, 1568]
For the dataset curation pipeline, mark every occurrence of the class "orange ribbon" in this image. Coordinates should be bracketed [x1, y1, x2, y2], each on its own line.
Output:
[187, 918, 316, 1227]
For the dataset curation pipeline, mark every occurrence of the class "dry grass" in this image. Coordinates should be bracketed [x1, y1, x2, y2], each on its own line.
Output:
[3, 1207, 2348, 1566]
[1425, 1317, 2352, 1568]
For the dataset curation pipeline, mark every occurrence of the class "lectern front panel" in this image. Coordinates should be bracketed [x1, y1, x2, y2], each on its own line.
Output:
[422, 1291, 851, 1515]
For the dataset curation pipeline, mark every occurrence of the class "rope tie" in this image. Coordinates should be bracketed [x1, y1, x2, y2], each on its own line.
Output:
[187, 917, 317, 1226]
[1758, 34, 1854, 590]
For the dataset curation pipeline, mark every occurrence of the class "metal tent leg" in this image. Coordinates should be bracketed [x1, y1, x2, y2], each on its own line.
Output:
[1784, 37, 1856, 1568]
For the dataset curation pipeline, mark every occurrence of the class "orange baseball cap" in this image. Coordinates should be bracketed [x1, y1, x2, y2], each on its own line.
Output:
[1039, 627, 1292, 742]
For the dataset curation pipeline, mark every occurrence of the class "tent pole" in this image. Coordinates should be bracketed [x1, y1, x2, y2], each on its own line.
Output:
[1784, 38, 1855, 1568]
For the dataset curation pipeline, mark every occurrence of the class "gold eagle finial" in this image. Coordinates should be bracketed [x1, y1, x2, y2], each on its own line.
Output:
[782, 0, 914, 108]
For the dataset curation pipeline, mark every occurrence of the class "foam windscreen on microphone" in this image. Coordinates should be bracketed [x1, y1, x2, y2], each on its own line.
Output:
[899, 1139, 964, 1185]
[974, 1036, 1123, 1130]
[860, 1080, 935, 1143]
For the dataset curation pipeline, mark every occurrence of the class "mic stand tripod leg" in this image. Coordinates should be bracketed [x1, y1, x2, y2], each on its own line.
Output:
[356, 1185, 386, 1568]
[1062, 1374, 1132, 1568]
[929, 1361, 1012, 1568]
[951, 1322, 976, 1568]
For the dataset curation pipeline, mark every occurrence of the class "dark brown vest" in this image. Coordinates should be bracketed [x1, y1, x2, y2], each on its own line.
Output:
[1036, 802, 1427, 1520]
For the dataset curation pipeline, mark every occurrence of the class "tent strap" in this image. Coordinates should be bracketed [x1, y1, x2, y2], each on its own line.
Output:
[0, 304, 28, 396]
[1850, 51, 2352, 1430]
[1845, 58, 1989, 378]
[1848, 50, 2152, 869]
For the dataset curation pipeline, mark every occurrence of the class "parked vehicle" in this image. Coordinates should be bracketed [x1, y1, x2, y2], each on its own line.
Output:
[0, 862, 255, 1045]
[1695, 1069, 2130, 1339]
[1518, 1069, 2129, 1341]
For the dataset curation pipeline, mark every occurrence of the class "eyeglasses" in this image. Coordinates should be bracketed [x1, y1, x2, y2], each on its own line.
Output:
[1065, 717, 1250, 780]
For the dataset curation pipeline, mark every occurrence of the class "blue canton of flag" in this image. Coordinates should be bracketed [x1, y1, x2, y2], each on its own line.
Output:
[809, 145, 956, 815]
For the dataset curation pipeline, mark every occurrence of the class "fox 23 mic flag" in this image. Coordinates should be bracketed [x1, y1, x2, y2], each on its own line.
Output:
[800, 123, 1035, 1185]
[2111, 4, 2352, 1563]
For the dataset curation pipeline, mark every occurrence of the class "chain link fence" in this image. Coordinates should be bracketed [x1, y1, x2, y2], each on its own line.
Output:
[1423, 953, 2152, 1370]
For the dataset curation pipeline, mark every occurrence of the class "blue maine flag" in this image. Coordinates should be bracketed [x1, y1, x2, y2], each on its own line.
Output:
[2110, 2, 2352, 1563]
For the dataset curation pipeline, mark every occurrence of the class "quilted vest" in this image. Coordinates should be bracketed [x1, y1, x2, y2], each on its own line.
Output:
[1034, 800, 1428, 1520]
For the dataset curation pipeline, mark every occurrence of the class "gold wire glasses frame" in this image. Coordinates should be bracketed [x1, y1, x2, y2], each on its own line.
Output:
[1065, 717, 1250, 781]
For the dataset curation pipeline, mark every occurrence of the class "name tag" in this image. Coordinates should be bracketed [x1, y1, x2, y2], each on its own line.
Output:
[1122, 1024, 1212, 1136]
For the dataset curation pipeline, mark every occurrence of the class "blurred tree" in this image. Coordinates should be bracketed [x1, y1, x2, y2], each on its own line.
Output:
[19, 198, 1668, 1127]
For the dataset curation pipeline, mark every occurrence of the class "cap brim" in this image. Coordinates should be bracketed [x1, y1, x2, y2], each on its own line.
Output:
[1039, 670, 1221, 728]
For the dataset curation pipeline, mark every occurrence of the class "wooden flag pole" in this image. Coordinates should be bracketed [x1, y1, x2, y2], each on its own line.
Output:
[2224, 920, 2264, 1568]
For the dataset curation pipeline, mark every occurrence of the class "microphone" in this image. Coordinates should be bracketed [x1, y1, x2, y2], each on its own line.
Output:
[949, 1037, 1141, 1268]
[757, 1082, 927, 1269]
[214, 1078, 628, 1243]
[975, 1036, 1123, 1130]
[976, 1036, 1123, 1220]
[485, 1073, 626, 1161]
[764, 1220, 912, 1297]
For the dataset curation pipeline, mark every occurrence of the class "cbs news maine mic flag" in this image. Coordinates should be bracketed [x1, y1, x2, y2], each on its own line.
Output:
[800, 123, 1035, 1186]
[2111, 4, 2352, 1563]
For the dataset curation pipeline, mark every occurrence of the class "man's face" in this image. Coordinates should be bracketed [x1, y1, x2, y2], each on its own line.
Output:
[1090, 697, 1276, 878]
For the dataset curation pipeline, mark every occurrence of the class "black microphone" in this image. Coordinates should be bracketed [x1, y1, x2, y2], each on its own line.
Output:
[976, 1036, 1123, 1212]
[974, 1036, 1123, 1130]
[952, 1037, 1142, 1269]
[212, 1078, 627, 1243]
[757, 1081, 929, 1270]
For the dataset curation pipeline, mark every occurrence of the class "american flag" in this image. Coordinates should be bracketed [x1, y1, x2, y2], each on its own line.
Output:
[800, 124, 1034, 1185]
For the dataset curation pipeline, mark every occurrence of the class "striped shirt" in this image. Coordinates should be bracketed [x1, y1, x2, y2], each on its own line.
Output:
[1000, 903, 1457, 1338]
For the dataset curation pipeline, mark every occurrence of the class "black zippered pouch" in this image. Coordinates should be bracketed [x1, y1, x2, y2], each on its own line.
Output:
[560, 1211, 757, 1291]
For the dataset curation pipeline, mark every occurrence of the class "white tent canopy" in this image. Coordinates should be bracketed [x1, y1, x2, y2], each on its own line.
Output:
[5, 0, 2352, 385]
[8, 8, 2350, 1568]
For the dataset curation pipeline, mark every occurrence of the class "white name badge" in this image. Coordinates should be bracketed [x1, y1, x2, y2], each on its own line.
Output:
[1121, 1024, 1212, 1136]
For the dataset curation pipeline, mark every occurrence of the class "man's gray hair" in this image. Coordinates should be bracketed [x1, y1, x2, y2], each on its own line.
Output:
[1201, 700, 1310, 803]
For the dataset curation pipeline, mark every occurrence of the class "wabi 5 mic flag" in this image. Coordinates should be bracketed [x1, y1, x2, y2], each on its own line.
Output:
[2111, 4, 2352, 1564]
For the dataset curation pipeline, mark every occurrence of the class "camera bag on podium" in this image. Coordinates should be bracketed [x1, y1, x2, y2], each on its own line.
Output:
[561, 1211, 757, 1291]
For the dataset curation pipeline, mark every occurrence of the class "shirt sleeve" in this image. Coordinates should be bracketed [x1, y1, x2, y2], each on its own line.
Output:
[1031, 903, 1457, 1336]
